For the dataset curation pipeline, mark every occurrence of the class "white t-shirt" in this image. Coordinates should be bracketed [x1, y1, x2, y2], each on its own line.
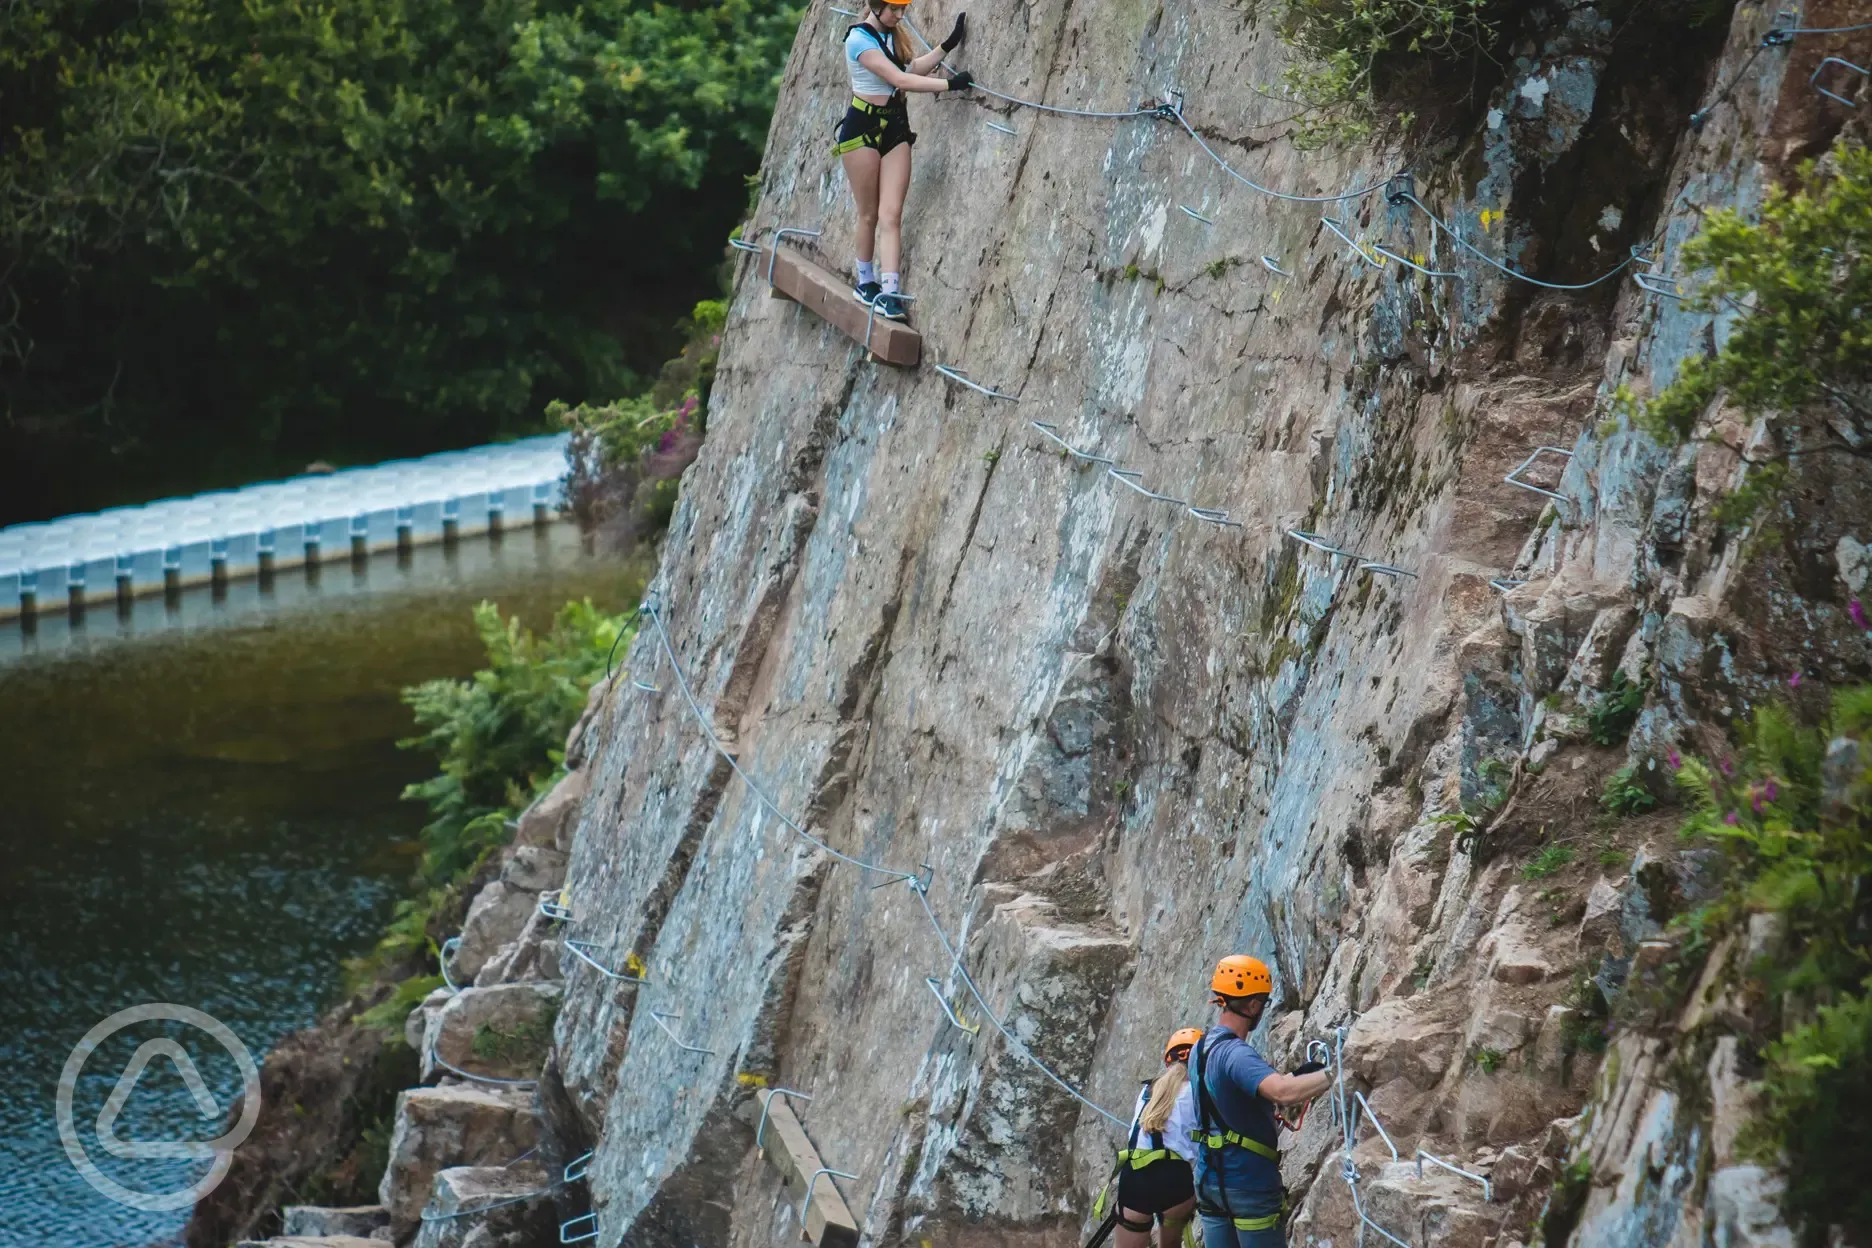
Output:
[844, 26, 900, 97]
[1128, 1080, 1199, 1165]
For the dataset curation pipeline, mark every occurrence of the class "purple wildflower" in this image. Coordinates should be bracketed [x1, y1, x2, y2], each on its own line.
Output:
[1718, 756, 1735, 776]
[657, 430, 676, 453]
[1764, 778, 1779, 803]
[1752, 788, 1765, 814]
[1724, 810, 1740, 825]
[1789, 671, 1803, 688]
[1852, 599, 1870, 630]
[1667, 748, 1682, 770]
[679, 395, 698, 418]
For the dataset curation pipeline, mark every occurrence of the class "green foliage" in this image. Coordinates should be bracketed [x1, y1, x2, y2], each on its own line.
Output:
[1588, 671, 1646, 746]
[1601, 765, 1659, 815]
[1275, 0, 1492, 145]
[0, 0, 797, 508]
[1432, 808, 1484, 855]
[1711, 460, 1791, 531]
[1522, 843, 1576, 879]
[401, 599, 630, 880]
[1676, 688, 1872, 1240]
[1751, 994, 1872, 1239]
[1630, 149, 1872, 450]
[354, 974, 446, 1033]
[471, 999, 560, 1066]
[1474, 1046, 1505, 1074]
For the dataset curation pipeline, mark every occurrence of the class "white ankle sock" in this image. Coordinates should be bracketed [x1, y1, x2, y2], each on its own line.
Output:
[881, 272, 900, 294]
[856, 259, 877, 286]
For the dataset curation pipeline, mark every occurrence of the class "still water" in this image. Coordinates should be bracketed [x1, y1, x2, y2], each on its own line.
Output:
[0, 523, 639, 1247]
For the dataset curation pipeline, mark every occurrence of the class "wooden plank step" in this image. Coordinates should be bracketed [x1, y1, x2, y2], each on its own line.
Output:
[765, 247, 922, 368]
[757, 1090, 860, 1248]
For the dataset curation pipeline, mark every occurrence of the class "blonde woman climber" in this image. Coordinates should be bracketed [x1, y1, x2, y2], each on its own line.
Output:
[834, 0, 972, 322]
[1112, 1027, 1203, 1247]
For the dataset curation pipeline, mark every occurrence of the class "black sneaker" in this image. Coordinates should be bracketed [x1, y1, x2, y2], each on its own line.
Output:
[854, 280, 882, 306]
[873, 292, 909, 321]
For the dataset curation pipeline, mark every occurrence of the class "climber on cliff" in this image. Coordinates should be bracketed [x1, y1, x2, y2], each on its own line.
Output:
[1189, 956, 1332, 1247]
[835, 0, 972, 323]
[1106, 1026, 1204, 1248]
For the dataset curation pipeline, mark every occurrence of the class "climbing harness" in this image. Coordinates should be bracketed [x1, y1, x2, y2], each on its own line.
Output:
[1189, 1032, 1284, 1237]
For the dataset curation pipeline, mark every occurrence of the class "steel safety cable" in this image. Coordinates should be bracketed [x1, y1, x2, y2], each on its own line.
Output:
[642, 602, 919, 886]
[1396, 190, 1642, 290]
[638, 600, 1129, 1131]
[901, 15, 1162, 118]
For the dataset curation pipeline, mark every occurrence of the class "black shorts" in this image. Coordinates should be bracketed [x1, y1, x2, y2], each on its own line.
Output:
[833, 97, 915, 156]
[1116, 1157, 1194, 1217]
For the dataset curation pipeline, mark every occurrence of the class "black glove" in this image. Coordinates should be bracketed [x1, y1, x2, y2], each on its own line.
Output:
[946, 70, 974, 92]
[1291, 1061, 1327, 1075]
[941, 12, 967, 52]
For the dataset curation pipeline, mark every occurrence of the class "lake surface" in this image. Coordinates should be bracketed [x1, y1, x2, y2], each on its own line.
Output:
[0, 523, 640, 1247]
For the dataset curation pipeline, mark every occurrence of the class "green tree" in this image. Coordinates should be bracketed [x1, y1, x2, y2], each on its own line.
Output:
[0, 0, 798, 520]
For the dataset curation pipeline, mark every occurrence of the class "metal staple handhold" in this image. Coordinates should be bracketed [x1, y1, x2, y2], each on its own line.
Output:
[430, 1043, 540, 1089]
[1352, 1091, 1400, 1160]
[1321, 216, 1384, 270]
[1179, 204, 1216, 225]
[1107, 468, 1189, 507]
[563, 939, 649, 983]
[649, 1010, 716, 1055]
[560, 1213, 598, 1243]
[934, 364, 1019, 401]
[1359, 561, 1418, 579]
[1286, 529, 1363, 560]
[440, 937, 463, 992]
[925, 977, 983, 1033]
[1030, 421, 1116, 466]
[1260, 255, 1290, 276]
[1812, 56, 1868, 105]
[631, 677, 661, 692]
[564, 1150, 594, 1182]
[538, 890, 574, 923]
[1489, 577, 1528, 593]
[767, 225, 824, 288]
[1417, 1147, 1495, 1201]
[987, 120, 1018, 135]
[728, 236, 764, 254]
[756, 1088, 815, 1153]
[1504, 446, 1574, 502]
[1634, 271, 1685, 299]
[863, 292, 916, 353]
[1371, 243, 1460, 279]
[799, 1167, 859, 1234]
[1186, 505, 1244, 528]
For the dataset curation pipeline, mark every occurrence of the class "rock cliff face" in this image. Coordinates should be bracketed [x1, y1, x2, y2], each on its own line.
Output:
[302, 1, 1872, 1245]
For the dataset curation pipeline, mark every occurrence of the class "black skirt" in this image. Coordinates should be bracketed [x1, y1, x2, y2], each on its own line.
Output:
[1116, 1155, 1195, 1216]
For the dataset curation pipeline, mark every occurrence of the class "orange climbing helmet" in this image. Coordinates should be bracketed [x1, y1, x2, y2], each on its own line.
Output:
[1210, 954, 1274, 999]
[1163, 1027, 1205, 1064]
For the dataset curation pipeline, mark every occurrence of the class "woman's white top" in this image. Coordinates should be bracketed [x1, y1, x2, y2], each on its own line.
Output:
[844, 26, 900, 97]
[1128, 1081, 1199, 1165]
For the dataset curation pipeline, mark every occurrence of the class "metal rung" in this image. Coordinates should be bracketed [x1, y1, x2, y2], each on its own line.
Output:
[1813, 56, 1868, 105]
[1322, 216, 1384, 270]
[1371, 243, 1459, 279]
[1179, 204, 1216, 225]
[934, 364, 1018, 401]
[631, 677, 660, 692]
[1504, 446, 1573, 502]
[925, 977, 982, 1034]
[767, 225, 824, 287]
[560, 1213, 598, 1243]
[440, 936, 463, 992]
[1488, 577, 1527, 593]
[1031, 421, 1116, 466]
[1417, 1148, 1494, 1201]
[1634, 271, 1684, 299]
[563, 939, 649, 983]
[987, 120, 1017, 135]
[756, 1087, 815, 1153]
[1261, 255, 1290, 276]
[1286, 529, 1363, 560]
[564, 1150, 594, 1182]
[1186, 505, 1243, 528]
[1107, 468, 1189, 506]
[1359, 561, 1417, 579]
[1353, 1091, 1400, 1160]
[799, 1167, 858, 1234]
[649, 1010, 715, 1054]
[538, 890, 574, 923]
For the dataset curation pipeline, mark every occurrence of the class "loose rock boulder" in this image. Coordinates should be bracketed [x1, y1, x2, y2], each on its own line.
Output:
[410, 1163, 557, 1248]
[422, 982, 562, 1084]
[378, 1086, 541, 1240]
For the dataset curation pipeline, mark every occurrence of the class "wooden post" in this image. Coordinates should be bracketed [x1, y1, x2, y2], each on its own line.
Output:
[757, 1091, 859, 1248]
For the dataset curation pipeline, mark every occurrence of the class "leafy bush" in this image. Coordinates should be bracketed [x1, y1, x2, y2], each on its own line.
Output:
[1626, 149, 1872, 451]
[1474, 1046, 1505, 1074]
[354, 974, 446, 1034]
[1601, 765, 1659, 815]
[1275, 0, 1495, 145]
[1588, 671, 1646, 746]
[1677, 687, 1872, 1240]
[401, 599, 631, 880]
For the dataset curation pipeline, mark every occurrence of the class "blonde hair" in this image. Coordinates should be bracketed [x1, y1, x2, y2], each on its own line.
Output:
[1139, 1060, 1189, 1135]
[865, 0, 914, 63]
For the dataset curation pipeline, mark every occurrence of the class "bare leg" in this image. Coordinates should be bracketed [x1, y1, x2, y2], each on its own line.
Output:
[876, 141, 913, 278]
[1114, 1209, 1154, 1248]
[842, 147, 882, 263]
[1159, 1197, 1197, 1246]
